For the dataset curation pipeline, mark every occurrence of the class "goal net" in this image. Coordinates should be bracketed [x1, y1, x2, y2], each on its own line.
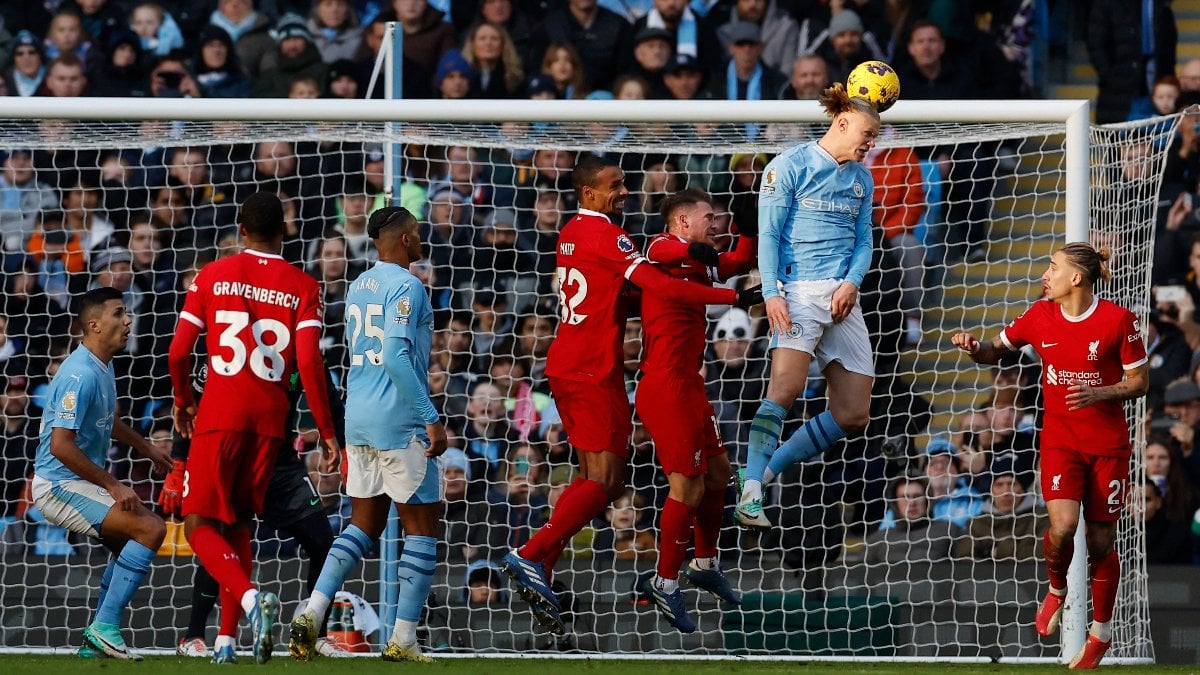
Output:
[0, 100, 1165, 662]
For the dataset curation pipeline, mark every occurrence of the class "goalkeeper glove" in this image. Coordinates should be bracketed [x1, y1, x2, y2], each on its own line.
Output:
[730, 203, 758, 238]
[735, 284, 764, 309]
[687, 242, 721, 267]
[158, 459, 186, 516]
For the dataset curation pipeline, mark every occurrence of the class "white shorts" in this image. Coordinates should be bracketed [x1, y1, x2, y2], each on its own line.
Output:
[345, 437, 442, 505]
[770, 279, 875, 377]
[31, 475, 115, 538]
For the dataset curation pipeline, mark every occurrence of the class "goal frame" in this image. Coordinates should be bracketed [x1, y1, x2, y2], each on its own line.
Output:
[0, 96, 1153, 664]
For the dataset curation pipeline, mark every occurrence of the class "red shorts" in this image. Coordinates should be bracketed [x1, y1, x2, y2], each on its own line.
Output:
[1040, 447, 1130, 523]
[182, 430, 282, 524]
[549, 376, 632, 459]
[635, 374, 725, 476]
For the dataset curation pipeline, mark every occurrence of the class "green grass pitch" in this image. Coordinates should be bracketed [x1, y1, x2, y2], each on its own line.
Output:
[0, 656, 1196, 674]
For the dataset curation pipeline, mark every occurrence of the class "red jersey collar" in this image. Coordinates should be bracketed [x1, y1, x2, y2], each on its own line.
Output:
[243, 248, 285, 261]
[577, 208, 611, 223]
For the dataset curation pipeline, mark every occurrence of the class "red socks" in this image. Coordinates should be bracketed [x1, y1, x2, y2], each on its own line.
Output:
[657, 498, 696, 580]
[692, 487, 725, 560]
[1043, 529, 1074, 592]
[188, 524, 254, 604]
[521, 478, 609, 562]
[1089, 549, 1120, 623]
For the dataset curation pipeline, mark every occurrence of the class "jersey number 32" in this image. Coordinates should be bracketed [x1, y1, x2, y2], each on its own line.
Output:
[556, 266, 588, 326]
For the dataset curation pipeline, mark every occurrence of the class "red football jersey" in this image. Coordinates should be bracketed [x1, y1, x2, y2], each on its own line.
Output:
[641, 233, 756, 378]
[178, 250, 324, 438]
[999, 297, 1147, 457]
[546, 209, 647, 385]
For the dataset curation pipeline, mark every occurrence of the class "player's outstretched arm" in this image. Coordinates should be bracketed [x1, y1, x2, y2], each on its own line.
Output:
[950, 332, 1015, 365]
[167, 318, 202, 438]
[717, 232, 756, 280]
[294, 325, 338, 448]
[628, 263, 739, 307]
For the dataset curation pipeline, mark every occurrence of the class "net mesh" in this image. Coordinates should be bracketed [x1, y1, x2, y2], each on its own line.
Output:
[0, 111, 1168, 659]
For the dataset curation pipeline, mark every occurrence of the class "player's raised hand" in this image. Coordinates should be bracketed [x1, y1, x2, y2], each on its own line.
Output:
[830, 281, 858, 322]
[320, 436, 341, 474]
[426, 422, 448, 458]
[951, 332, 981, 353]
[173, 404, 197, 439]
[764, 296, 790, 335]
[158, 459, 186, 515]
[111, 482, 141, 512]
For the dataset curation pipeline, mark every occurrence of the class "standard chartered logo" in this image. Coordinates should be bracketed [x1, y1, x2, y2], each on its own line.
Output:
[1046, 364, 1058, 386]
[1045, 363, 1102, 387]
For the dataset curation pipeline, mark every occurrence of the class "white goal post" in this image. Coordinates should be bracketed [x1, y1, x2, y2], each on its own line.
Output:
[0, 97, 1166, 664]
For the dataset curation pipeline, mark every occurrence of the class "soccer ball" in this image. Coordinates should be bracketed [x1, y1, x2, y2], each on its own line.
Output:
[846, 60, 900, 113]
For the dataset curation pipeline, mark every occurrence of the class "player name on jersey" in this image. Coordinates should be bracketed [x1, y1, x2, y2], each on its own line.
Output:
[210, 281, 301, 310]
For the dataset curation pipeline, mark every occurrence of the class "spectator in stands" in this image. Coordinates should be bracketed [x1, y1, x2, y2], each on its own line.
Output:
[434, 48, 472, 99]
[0, 374, 37, 519]
[1179, 58, 1200, 94]
[540, 42, 588, 99]
[482, 443, 550, 558]
[953, 466, 1045, 562]
[0, 258, 70, 364]
[308, 0, 362, 64]
[1135, 477, 1193, 564]
[434, 312, 475, 429]
[1158, 379, 1200, 488]
[129, 2, 185, 57]
[462, 22, 523, 99]
[442, 447, 487, 563]
[43, 10, 98, 68]
[324, 58, 361, 98]
[512, 148, 577, 212]
[254, 13, 328, 97]
[423, 186, 473, 295]
[715, 0, 795, 77]
[779, 54, 828, 101]
[514, 311, 554, 395]
[660, 52, 706, 101]
[627, 27, 671, 97]
[0, 149, 59, 253]
[287, 75, 320, 98]
[429, 145, 490, 212]
[62, 178, 115, 257]
[864, 476, 957, 565]
[89, 29, 146, 97]
[472, 208, 537, 311]
[1087, 0, 1176, 124]
[25, 211, 84, 307]
[165, 146, 233, 247]
[192, 26, 250, 98]
[309, 233, 355, 349]
[541, 0, 633, 92]
[208, 0, 274, 81]
[865, 136, 925, 348]
[1144, 436, 1200, 530]
[921, 437, 983, 528]
[70, 0, 124, 50]
[488, 353, 550, 442]
[328, 180, 372, 263]
[6, 31, 46, 97]
[384, 0, 456, 79]
[596, 488, 656, 561]
[632, 0, 719, 75]
[464, 561, 506, 606]
[147, 51, 200, 97]
[817, 9, 883, 86]
[470, 291, 513, 358]
[1128, 75, 1181, 123]
[1145, 309, 1191, 410]
[38, 53, 88, 96]
[707, 23, 784, 140]
[462, 380, 519, 482]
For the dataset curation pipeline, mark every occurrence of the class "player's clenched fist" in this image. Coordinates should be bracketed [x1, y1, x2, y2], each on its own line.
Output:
[951, 332, 981, 353]
[158, 459, 187, 515]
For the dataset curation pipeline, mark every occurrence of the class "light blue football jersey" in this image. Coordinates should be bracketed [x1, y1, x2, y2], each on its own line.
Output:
[758, 141, 875, 298]
[344, 261, 437, 449]
[34, 345, 118, 482]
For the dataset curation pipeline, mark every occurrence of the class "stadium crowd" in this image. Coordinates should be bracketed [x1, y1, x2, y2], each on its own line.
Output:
[0, 1, 1197, 617]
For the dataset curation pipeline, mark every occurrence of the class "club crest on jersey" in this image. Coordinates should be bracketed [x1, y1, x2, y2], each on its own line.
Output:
[617, 235, 635, 254]
[852, 181, 864, 198]
[1087, 340, 1099, 361]
[1051, 474, 1061, 491]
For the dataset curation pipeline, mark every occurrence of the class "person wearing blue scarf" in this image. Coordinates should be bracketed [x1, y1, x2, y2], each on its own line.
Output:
[710, 23, 785, 140]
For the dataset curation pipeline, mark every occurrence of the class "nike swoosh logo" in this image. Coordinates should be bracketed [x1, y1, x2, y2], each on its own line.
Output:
[1041, 342, 1057, 348]
[309, 497, 321, 506]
